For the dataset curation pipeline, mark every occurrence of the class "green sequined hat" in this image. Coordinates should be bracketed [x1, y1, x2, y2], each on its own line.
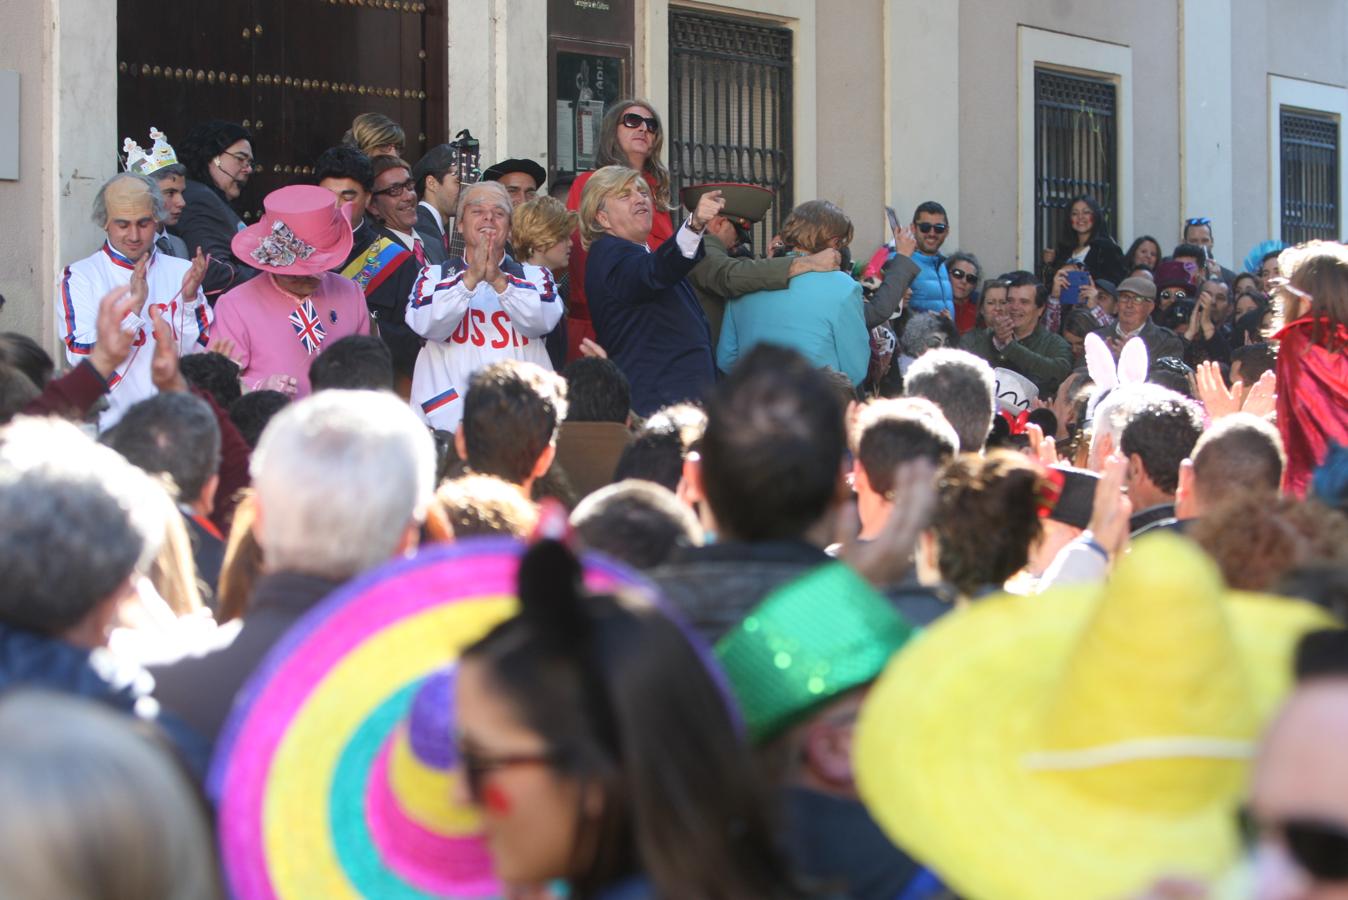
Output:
[715, 562, 917, 743]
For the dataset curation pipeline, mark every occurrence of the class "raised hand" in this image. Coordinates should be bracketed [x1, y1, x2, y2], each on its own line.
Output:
[1088, 453, 1133, 559]
[129, 254, 150, 307]
[1193, 360, 1240, 420]
[209, 336, 242, 366]
[578, 337, 608, 359]
[893, 224, 918, 258]
[840, 458, 938, 587]
[149, 306, 188, 393]
[1241, 369, 1278, 418]
[88, 286, 139, 380]
[181, 247, 209, 301]
[690, 190, 725, 232]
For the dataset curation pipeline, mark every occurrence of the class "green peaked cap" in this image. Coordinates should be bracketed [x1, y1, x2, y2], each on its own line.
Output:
[715, 562, 918, 743]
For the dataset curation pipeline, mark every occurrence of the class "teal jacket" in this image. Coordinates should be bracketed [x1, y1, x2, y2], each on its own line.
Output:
[717, 269, 871, 385]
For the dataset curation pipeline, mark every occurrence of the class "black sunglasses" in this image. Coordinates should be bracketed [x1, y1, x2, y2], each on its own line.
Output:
[1240, 808, 1348, 881]
[619, 112, 659, 133]
[949, 266, 978, 284]
[1159, 288, 1188, 301]
[915, 222, 948, 234]
[456, 741, 560, 805]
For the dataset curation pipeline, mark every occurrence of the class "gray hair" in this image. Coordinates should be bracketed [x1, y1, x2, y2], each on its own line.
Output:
[250, 390, 436, 580]
[91, 172, 167, 228]
[1089, 383, 1181, 467]
[102, 393, 221, 505]
[904, 348, 997, 454]
[899, 311, 956, 359]
[0, 691, 221, 899]
[455, 180, 513, 223]
[0, 417, 166, 635]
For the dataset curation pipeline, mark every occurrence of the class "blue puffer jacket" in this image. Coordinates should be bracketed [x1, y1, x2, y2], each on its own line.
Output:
[0, 623, 209, 777]
[906, 251, 954, 318]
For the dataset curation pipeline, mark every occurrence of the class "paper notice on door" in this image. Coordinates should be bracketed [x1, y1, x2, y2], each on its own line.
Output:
[556, 100, 576, 171]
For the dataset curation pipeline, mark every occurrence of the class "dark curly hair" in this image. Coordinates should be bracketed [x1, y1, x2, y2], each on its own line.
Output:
[177, 120, 253, 188]
[1118, 395, 1204, 494]
[931, 450, 1049, 597]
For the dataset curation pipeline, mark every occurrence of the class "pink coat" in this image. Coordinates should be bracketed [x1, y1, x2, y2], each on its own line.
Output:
[211, 273, 370, 396]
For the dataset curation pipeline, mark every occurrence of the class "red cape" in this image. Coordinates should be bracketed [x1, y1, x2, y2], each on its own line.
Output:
[1275, 317, 1348, 497]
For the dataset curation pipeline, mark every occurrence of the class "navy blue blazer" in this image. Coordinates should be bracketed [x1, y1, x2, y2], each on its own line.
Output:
[585, 231, 714, 416]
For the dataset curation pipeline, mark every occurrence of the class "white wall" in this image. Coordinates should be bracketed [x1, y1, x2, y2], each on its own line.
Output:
[0, 0, 115, 347]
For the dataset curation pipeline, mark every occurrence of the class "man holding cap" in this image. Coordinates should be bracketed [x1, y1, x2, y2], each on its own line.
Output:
[1089, 276, 1184, 362]
[682, 182, 841, 347]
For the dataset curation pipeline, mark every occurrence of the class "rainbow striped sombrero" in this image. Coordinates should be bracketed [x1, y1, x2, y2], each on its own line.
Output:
[208, 537, 650, 899]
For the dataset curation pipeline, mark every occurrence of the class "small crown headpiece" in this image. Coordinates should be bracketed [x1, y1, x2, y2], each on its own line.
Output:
[122, 127, 180, 176]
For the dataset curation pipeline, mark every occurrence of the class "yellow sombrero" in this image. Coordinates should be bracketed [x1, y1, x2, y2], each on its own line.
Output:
[854, 533, 1334, 900]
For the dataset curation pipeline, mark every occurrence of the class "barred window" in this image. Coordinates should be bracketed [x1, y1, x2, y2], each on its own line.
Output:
[1280, 108, 1340, 244]
[669, 10, 793, 252]
[1034, 68, 1118, 256]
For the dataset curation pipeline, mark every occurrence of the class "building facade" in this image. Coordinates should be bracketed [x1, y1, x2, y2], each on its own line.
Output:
[1, 0, 1345, 346]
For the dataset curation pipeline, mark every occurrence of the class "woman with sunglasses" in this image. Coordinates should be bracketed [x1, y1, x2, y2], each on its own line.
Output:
[1268, 241, 1348, 497]
[175, 120, 260, 298]
[945, 251, 981, 334]
[564, 101, 675, 363]
[454, 538, 806, 900]
[1049, 195, 1126, 293]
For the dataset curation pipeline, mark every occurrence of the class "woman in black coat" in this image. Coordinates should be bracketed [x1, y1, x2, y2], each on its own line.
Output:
[1049, 194, 1126, 286]
[173, 121, 260, 299]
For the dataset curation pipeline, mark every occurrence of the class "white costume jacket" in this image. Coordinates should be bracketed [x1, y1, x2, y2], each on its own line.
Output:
[404, 256, 561, 431]
[57, 243, 212, 428]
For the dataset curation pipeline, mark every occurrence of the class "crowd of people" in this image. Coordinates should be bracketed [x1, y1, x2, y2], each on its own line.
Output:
[0, 97, 1346, 899]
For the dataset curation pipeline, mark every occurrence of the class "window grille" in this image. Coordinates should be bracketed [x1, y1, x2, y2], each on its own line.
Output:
[669, 10, 793, 252]
[1280, 108, 1340, 244]
[1034, 68, 1118, 258]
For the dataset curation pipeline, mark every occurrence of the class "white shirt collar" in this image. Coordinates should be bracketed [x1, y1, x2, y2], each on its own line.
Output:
[388, 228, 419, 251]
[418, 201, 445, 232]
[1116, 320, 1147, 340]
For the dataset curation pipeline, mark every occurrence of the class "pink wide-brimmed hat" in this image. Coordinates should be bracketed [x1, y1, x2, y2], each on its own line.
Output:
[232, 184, 354, 276]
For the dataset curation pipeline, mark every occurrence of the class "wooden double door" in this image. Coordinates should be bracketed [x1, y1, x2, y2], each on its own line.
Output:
[117, 0, 446, 219]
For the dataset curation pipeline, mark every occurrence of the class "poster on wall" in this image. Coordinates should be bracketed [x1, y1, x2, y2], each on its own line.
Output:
[554, 51, 625, 177]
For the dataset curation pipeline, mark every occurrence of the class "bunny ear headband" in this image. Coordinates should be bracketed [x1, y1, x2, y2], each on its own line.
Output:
[1084, 332, 1149, 423]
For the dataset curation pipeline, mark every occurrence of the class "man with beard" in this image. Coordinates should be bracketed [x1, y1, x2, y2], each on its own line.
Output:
[404, 181, 562, 432]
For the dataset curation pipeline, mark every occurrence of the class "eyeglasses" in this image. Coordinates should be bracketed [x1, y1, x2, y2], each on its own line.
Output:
[1240, 808, 1348, 882]
[619, 112, 659, 133]
[222, 150, 258, 171]
[1117, 293, 1153, 306]
[915, 222, 948, 235]
[1185, 216, 1212, 227]
[372, 178, 417, 198]
[1159, 289, 1188, 302]
[456, 742, 560, 805]
[949, 267, 979, 284]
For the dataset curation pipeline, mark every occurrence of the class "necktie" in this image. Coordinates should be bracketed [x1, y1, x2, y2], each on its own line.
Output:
[413, 237, 427, 266]
[156, 235, 173, 255]
[442, 230, 450, 254]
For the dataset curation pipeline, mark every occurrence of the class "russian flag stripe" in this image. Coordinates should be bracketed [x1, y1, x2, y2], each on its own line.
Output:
[420, 388, 459, 414]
